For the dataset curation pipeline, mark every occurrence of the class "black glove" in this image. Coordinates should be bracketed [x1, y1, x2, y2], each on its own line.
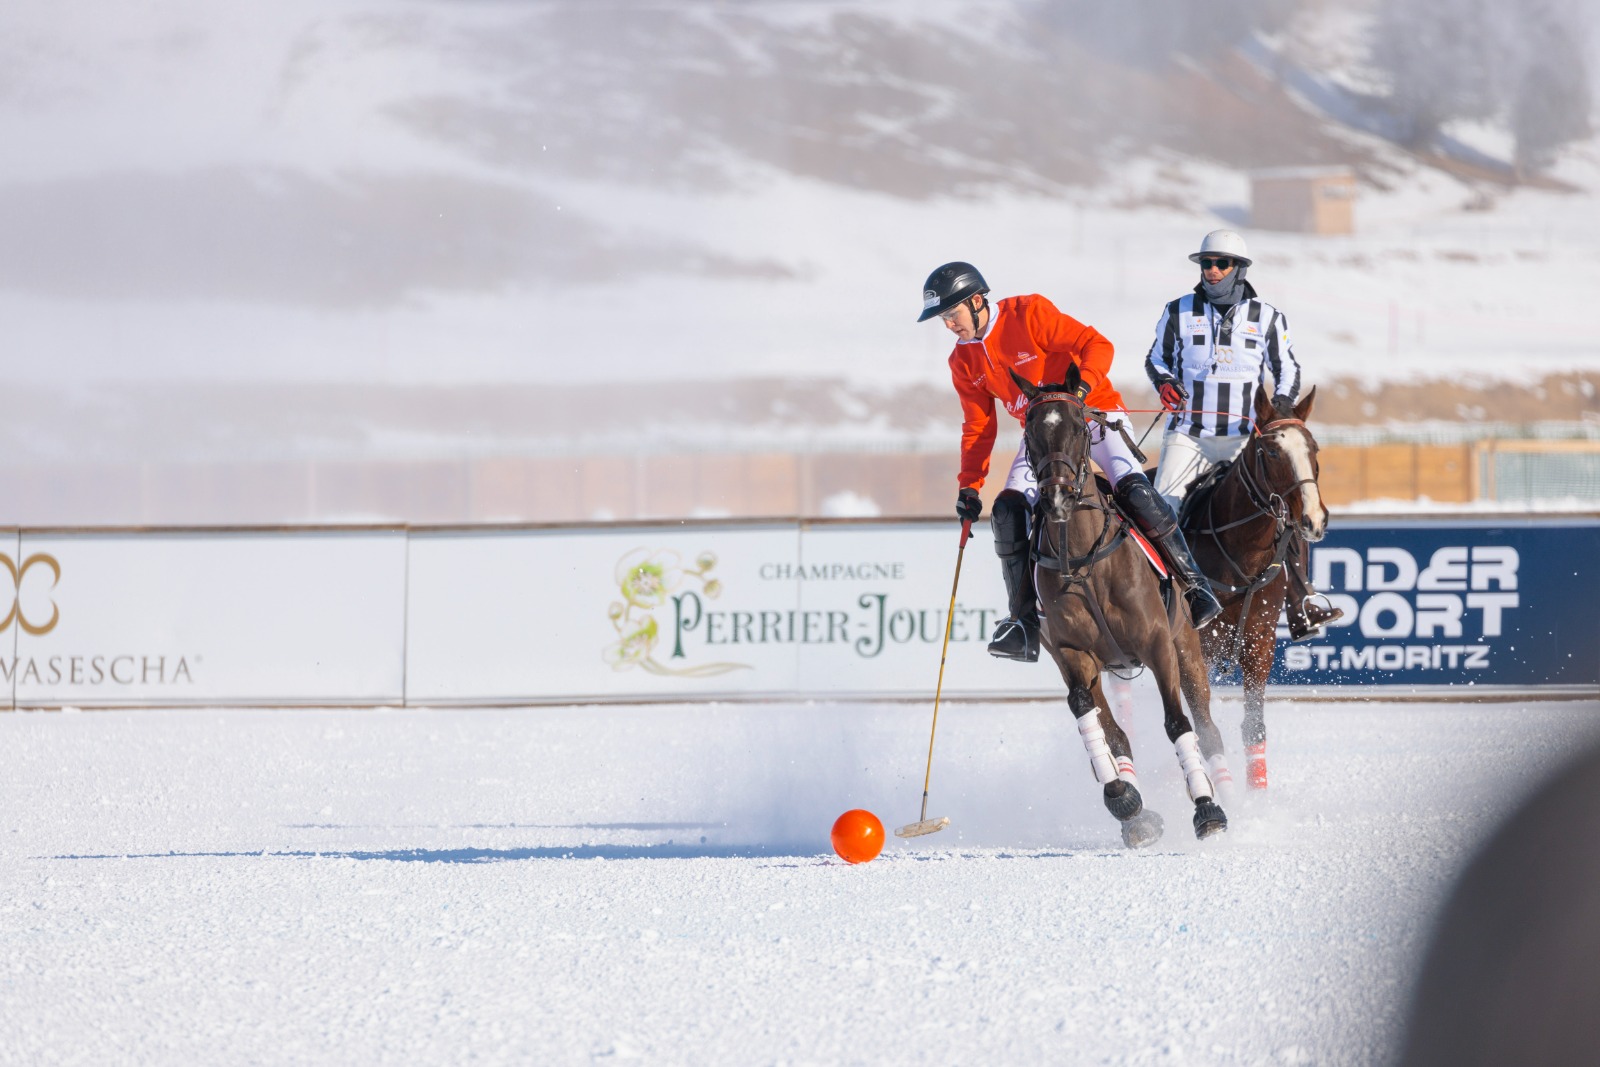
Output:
[1073, 377, 1092, 400]
[1271, 395, 1295, 420]
[956, 487, 983, 523]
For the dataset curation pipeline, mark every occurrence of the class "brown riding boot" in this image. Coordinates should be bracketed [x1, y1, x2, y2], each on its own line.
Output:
[1285, 536, 1343, 642]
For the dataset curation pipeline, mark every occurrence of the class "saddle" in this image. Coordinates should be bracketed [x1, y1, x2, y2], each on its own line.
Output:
[1072, 471, 1178, 626]
[1175, 460, 1233, 530]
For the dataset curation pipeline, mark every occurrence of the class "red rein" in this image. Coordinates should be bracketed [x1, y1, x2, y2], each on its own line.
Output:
[1115, 407, 1305, 437]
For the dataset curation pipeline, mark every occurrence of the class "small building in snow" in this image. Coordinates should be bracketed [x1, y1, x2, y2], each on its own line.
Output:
[1249, 166, 1356, 234]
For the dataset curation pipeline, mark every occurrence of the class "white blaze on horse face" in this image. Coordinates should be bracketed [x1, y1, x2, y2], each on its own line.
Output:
[1034, 409, 1076, 519]
[1277, 427, 1327, 541]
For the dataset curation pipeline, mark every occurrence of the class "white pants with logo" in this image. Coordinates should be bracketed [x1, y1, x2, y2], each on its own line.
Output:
[1153, 430, 1248, 515]
[1003, 410, 1141, 505]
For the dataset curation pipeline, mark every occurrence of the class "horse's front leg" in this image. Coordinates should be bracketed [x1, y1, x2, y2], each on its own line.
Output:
[1174, 618, 1234, 798]
[1091, 676, 1141, 791]
[1049, 647, 1158, 845]
[1147, 634, 1228, 839]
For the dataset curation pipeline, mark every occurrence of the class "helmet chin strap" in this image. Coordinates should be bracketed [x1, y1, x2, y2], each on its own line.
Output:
[970, 295, 990, 338]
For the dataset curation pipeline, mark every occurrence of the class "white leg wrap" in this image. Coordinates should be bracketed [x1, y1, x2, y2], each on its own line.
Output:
[1114, 755, 1139, 789]
[1207, 752, 1234, 792]
[1077, 714, 1118, 784]
[1174, 732, 1214, 802]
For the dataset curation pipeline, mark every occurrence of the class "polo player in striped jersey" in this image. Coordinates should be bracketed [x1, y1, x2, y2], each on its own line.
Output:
[1143, 230, 1342, 642]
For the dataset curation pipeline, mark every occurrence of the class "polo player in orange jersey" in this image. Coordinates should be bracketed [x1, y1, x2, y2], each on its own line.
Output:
[920, 261, 1223, 663]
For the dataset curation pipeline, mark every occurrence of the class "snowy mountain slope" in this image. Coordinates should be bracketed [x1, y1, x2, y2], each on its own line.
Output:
[0, 0, 1595, 420]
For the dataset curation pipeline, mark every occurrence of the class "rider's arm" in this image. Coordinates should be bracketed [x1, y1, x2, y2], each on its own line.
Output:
[1145, 299, 1182, 388]
[951, 355, 998, 490]
[1264, 307, 1301, 401]
[1027, 295, 1114, 397]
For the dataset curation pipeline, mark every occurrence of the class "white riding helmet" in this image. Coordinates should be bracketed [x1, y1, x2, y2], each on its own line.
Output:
[1188, 229, 1252, 267]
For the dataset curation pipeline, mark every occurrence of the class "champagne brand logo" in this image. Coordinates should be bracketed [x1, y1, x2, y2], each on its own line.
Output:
[1, 552, 61, 635]
[605, 548, 749, 677]
[605, 546, 1002, 681]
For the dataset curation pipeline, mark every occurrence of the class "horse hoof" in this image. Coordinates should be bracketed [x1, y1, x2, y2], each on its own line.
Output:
[1104, 779, 1143, 821]
[1193, 797, 1228, 839]
[1120, 809, 1164, 849]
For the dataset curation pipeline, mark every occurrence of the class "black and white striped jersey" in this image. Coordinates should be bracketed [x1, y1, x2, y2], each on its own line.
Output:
[1143, 284, 1302, 438]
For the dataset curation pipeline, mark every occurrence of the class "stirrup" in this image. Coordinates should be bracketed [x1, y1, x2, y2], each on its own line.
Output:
[988, 617, 1040, 662]
[1185, 586, 1223, 631]
[1288, 594, 1343, 643]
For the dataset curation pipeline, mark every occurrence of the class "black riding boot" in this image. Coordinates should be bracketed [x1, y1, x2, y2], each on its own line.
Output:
[988, 489, 1040, 662]
[1113, 474, 1223, 630]
[1284, 534, 1344, 642]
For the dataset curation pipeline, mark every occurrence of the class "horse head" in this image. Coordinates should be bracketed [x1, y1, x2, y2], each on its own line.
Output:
[1009, 367, 1094, 521]
[1250, 385, 1327, 542]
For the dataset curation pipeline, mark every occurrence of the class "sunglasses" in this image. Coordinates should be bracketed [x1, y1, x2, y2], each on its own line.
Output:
[1199, 257, 1234, 270]
[938, 305, 967, 323]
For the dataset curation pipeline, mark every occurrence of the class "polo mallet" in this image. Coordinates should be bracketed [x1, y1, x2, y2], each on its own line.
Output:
[1134, 409, 1165, 454]
[895, 518, 971, 839]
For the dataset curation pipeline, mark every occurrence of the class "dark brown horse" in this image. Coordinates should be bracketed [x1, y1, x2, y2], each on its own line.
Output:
[1009, 368, 1228, 847]
[1180, 386, 1327, 789]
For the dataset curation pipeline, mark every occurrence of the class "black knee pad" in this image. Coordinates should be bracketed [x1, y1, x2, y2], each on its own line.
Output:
[1113, 473, 1175, 538]
[991, 489, 1031, 558]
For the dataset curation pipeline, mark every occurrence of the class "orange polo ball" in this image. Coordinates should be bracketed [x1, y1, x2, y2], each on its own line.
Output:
[831, 809, 885, 864]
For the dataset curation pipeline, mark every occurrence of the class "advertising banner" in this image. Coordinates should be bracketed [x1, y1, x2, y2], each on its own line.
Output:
[1, 529, 16, 710]
[5, 517, 1594, 707]
[405, 523, 1064, 703]
[1272, 519, 1600, 692]
[8, 531, 407, 706]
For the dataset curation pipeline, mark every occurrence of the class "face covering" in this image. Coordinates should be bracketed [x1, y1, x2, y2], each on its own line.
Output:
[1201, 263, 1248, 306]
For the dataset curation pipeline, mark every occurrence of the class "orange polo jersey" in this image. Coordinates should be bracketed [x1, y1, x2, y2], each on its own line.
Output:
[949, 294, 1125, 490]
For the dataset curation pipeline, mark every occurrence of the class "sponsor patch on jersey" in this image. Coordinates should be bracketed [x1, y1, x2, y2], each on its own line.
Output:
[1014, 351, 1036, 364]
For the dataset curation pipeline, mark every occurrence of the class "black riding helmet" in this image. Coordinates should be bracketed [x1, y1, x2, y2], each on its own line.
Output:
[917, 261, 990, 322]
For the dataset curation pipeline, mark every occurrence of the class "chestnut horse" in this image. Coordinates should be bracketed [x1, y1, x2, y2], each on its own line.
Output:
[1010, 368, 1228, 847]
[1179, 386, 1328, 789]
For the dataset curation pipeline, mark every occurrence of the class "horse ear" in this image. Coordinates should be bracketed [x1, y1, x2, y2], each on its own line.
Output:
[1294, 385, 1316, 422]
[1253, 385, 1275, 429]
[1008, 369, 1040, 399]
[1065, 363, 1082, 393]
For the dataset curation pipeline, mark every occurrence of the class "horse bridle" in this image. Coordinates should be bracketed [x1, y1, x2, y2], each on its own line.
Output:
[1025, 392, 1125, 585]
[1238, 417, 1319, 529]
[1196, 416, 1316, 542]
[1191, 415, 1322, 660]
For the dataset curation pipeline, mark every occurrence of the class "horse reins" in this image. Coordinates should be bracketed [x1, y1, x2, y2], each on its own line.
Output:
[1191, 416, 1319, 663]
[1022, 391, 1147, 673]
[1025, 392, 1126, 584]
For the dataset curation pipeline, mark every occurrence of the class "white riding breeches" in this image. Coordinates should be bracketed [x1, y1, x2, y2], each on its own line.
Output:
[1152, 430, 1248, 515]
[1003, 411, 1141, 506]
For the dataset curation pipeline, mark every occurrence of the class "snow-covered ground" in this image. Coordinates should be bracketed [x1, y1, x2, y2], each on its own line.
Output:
[3, 697, 1598, 1065]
